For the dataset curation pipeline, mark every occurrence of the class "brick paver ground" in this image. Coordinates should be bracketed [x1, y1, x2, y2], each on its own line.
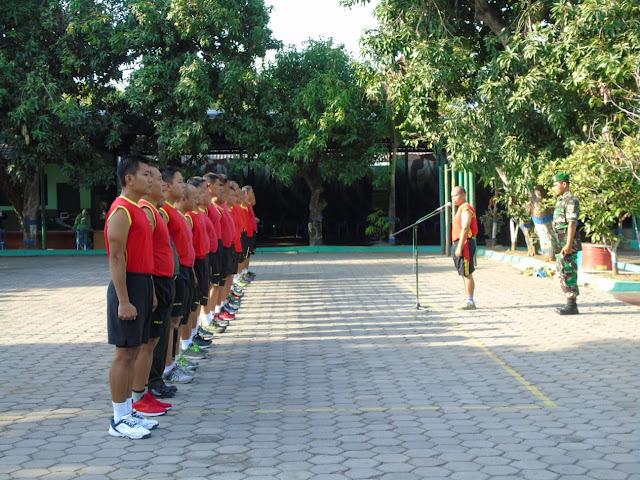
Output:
[0, 252, 638, 479]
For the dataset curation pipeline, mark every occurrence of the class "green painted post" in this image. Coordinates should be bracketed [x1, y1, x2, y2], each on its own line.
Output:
[438, 162, 445, 254]
[40, 168, 47, 250]
[444, 165, 451, 256]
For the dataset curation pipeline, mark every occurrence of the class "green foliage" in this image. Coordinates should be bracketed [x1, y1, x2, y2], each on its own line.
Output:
[124, 0, 274, 162]
[478, 210, 504, 238]
[365, 209, 397, 241]
[0, 0, 128, 193]
[541, 139, 640, 247]
[220, 39, 385, 185]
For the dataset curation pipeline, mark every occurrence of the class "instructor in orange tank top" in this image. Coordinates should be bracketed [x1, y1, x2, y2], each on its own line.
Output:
[451, 186, 479, 310]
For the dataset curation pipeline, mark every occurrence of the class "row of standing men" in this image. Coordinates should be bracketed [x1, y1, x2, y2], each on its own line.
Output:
[104, 155, 259, 439]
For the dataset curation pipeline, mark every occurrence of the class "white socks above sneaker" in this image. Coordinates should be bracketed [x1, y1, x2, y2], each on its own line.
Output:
[242, 268, 248, 275]
[215, 304, 222, 314]
[113, 401, 129, 423]
[467, 296, 475, 305]
[181, 339, 192, 350]
[163, 362, 176, 377]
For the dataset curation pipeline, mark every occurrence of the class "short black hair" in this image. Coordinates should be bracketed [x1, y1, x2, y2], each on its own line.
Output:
[160, 166, 182, 184]
[117, 155, 150, 188]
[204, 172, 220, 184]
[187, 176, 206, 188]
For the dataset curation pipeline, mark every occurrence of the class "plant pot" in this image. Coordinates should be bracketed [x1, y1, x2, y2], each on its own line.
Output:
[580, 243, 612, 272]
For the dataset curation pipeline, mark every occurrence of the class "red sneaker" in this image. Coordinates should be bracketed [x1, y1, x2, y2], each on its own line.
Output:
[145, 391, 171, 411]
[133, 395, 167, 417]
[218, 310, 235, 320]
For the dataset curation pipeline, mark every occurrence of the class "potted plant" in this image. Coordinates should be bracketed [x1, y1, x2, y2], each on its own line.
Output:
[478, 210, 504, 248]
[365, 209, 397, 243]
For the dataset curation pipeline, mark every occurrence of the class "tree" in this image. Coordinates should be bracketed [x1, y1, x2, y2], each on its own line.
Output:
[123, 0, 275, 163]
[542, 140, 640, 274]
[220, 40, 384, 245]
[358, 56, 412, 242]
[345, 0, 639, 258]
[0, 0, 128, 246]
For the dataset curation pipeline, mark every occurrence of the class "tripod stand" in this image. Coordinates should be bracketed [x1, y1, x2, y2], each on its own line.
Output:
[391, 204, 450, 309]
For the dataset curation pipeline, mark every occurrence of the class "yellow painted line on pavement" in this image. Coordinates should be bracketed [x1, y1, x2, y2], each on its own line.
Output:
[0, 404, 546, 422]
[386, 267, 558, 409]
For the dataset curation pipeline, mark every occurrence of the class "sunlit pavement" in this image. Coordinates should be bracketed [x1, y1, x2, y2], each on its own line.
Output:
[0, 252, 638, 480]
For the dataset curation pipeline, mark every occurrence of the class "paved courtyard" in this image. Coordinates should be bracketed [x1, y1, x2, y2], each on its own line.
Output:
[0, 251, 638, 480]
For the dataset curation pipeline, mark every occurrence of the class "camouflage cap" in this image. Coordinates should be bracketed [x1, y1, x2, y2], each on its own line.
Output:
[553, 173, 569, 183]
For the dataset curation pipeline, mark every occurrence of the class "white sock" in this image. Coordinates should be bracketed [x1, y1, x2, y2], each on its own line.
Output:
[126, 397, 133, 414]
[191, 328, 197, 339]
[205, 312, 212, 323]
[467, 296, 475, 305]
[242, 268, 248, 275]
[215, 304, 222, 314]
[181, 339, 192, 350]
[163, 362, 176, 376]
[112, 401, 129, 423]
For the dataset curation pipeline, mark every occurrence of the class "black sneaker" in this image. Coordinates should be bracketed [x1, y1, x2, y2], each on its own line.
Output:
[192, 333, 213, 349]
[198, 324, 214, 340]
[151, 383, 176, 398]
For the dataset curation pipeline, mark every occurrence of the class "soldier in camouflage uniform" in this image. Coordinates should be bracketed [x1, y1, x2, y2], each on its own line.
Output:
[551, 173, 581, 315]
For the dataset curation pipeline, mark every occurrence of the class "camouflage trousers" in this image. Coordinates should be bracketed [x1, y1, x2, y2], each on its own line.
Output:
[556, 252, 579, 299]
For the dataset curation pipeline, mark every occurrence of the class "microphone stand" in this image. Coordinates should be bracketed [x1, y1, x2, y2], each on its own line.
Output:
[392, 204, 450, 310]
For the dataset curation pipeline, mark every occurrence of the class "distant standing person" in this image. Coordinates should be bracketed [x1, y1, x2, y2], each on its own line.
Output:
[451, 186, 479, 310]
[551, 173, 581, 315]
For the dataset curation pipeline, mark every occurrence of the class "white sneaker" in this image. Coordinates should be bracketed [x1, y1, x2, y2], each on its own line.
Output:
[131, 411, 159, 430]
[108, 415, 151, 439]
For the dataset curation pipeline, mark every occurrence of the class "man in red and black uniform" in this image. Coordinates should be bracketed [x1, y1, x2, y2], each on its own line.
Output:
[159, 167, 202, 386]
[213, 175, 237, 324]
[132, 166, 174, 416]
[181, 179, 212, 354]
[105, 155, 157, 439]
[195, 176, 219, 339]
[203, 172, 227, 332]
[245, 185, 259, 277]
[451, 186, 479, 310]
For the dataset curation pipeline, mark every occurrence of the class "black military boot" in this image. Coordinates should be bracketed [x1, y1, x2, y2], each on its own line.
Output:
[555, 297, 579, 315]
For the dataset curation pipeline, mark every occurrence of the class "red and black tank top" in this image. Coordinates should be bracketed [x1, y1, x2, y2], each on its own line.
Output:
[104, 196, 153, 274]
[140, 199, 175, 277]
[160, 201, 193, 267]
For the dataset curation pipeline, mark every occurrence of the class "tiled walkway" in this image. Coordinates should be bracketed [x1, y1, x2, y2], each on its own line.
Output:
[0, 252, 638, 479]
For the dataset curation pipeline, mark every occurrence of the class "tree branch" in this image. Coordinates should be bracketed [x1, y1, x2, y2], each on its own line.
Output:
[475, 0, 509, 46]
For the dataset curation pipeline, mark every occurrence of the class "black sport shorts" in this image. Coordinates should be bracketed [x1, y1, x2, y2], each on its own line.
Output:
[171, 265, 190, 319]
[181, 267, 196, 325]
[452, 238, 476, 277]
[107, 273, 153, 347]
[149, 275, 175, 338]
[209, 243, 223, 286]
[218, 246, 233, 286]
[193, 257, 210, 310]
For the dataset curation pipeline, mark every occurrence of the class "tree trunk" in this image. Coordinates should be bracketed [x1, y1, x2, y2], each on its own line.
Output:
[509, 218, 518, 251]
[20, 175, 41, 249]
[302, 164, 327, 246]
[519, 220, 536, 256]
[388, 144, 398, 242]
[529, 186, 554, 260]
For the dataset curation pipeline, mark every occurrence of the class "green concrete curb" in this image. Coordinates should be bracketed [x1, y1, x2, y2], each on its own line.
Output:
[479, 248, 640, 294]
[0, 249, 107, 256]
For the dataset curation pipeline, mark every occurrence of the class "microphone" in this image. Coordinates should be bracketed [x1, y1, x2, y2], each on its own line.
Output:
[390, 202, 452, 236]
